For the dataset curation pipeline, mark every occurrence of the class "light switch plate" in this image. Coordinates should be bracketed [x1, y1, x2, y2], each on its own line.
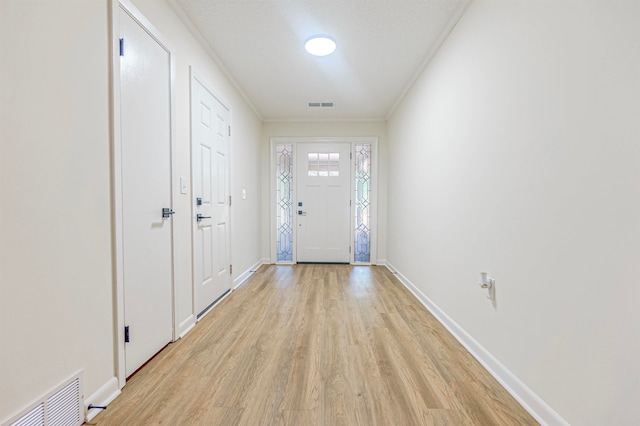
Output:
[180, 177, 188, 194]
[241, 189, 247, 199]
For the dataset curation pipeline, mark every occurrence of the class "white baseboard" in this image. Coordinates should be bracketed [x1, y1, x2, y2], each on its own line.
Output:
[375, 258, 388, 266]
[234, 258, 268, 289]
[177, 314, 196, 339]
[385, 262, 569, 426]
[85, 376, 121, 422]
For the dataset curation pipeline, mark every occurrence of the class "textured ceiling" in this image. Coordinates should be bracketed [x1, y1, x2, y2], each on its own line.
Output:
[171, 0, 469, 121]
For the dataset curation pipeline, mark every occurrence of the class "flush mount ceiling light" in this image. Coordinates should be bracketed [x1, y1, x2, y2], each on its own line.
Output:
[304, 36, 336, 57]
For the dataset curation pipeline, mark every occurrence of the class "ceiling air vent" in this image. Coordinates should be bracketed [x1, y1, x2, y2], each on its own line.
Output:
[308, 102, 334, 108]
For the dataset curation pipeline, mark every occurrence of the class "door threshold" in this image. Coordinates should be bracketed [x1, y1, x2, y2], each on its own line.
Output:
[196, 289, 231, 320]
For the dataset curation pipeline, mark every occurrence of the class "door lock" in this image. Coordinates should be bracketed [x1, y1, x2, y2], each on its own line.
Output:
[162, 208, 175, 218]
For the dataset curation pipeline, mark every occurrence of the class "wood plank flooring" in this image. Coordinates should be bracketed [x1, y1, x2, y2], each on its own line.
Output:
[91, 264, 538, 425]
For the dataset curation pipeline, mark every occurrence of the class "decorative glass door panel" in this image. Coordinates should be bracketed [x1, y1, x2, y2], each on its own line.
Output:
[354, 144, 371, 262]
[276, 144, 293, 261]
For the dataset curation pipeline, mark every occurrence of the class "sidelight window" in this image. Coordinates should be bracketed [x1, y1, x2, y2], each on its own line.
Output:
[276, 144, 293, 261]
[354, 144, 371, 262]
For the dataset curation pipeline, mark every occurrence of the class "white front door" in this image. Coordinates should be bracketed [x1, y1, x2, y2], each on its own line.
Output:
[119, 6, 173, 377]
[191, 75, 231, 316]
[296, 143, 351, 263]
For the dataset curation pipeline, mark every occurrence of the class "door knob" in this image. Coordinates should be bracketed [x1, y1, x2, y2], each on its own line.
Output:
[162, 208, 175, 218]
[196, 213, 211, 222]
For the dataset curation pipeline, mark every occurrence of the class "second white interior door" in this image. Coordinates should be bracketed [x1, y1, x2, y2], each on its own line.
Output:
[296, 143, 351, 263]
[191, 75, 231, 316]
[119, 5, 173, 377]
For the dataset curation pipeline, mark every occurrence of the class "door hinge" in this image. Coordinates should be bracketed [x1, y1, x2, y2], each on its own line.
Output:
[350, 152, 352, 160]
[228, 126, 231, 137]
[230, 264, 233, 275]
[229, 195, 232, 206]
[349, 246, 352, 253]
[119, 38, 124, 56]
[124, 326, 130, 343]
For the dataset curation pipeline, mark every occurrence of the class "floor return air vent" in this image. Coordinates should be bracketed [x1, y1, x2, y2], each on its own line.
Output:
[2, 371, 83, 426]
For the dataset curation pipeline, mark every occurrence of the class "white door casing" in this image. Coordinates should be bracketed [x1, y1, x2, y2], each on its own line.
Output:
[117, 3, 174, 378]
[191, 73, 232, 316]
[296, 143, 352, 263]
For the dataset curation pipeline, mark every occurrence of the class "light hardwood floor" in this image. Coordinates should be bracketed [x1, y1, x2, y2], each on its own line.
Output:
[91, 264, 538, 425]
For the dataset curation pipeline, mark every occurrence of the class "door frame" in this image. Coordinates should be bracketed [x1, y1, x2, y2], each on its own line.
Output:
[110, 0, 178, 388]
[269, 136, 378, 265]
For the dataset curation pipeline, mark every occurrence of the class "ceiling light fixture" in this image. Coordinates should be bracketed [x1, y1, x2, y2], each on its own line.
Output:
[304, 36, 336, 57]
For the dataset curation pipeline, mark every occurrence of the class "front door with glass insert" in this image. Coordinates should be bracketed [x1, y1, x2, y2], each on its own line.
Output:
[273, 138, 374, 264]
[296, 143, 351, 263]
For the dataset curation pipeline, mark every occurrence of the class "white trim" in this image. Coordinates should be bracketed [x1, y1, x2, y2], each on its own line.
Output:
[111, 0, 178, 388]
[110, 0, 125, 389]
[366, 141, 379, 264]
[84, 377, 120, 422]
[385, 262, 569, 426]
[269, 136, 378, 265]
[386, 0, 472, 120]
[177, 314, 196, 339]
[164, 0, 263, 121]
[233, 258, 268, 289]
[268, 140, 280, 264]
[168, 24, 179, 345]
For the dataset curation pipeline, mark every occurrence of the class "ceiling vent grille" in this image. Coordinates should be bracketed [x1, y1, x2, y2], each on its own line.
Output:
[308, 102, 334, 108]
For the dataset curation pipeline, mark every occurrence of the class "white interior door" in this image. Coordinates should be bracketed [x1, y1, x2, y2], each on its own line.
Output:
[191, 75, 231, 316]
[296, 143, 351, 263]
[119, 6, 173, 377]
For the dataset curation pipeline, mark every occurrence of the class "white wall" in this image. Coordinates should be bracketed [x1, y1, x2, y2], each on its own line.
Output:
[130, 0, 263, 333]
[387, 0, 640, 425]
[0, 0, 263, 421]
[261, 121, 388, 263]
[0, 0, 114, 420]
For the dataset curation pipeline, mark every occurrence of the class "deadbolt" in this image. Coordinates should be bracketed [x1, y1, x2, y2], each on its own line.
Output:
[162, 208, 175, 218]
